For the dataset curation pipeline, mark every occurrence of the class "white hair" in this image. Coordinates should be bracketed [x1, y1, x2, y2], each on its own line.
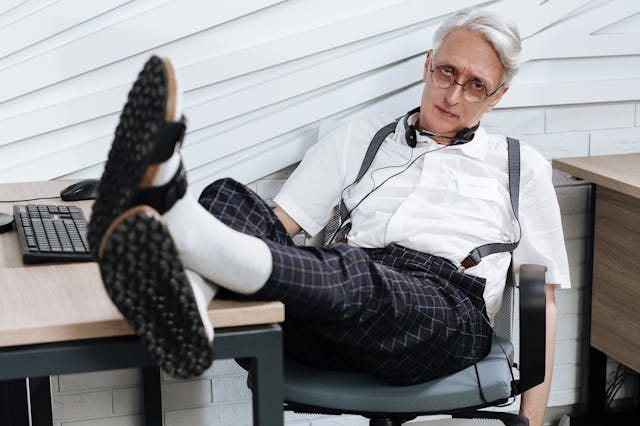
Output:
[433, 8, 522, 85]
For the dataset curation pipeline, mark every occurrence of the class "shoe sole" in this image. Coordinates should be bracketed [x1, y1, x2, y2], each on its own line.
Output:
[88, 56, 177, 256]
[99, 206, 213, 378]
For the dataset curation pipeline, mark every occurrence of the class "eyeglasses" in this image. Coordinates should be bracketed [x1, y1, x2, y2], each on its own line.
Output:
[428, 58, 505, 103]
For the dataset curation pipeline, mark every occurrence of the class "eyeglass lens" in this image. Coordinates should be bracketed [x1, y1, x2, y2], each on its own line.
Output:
[432, 67, 488, 102]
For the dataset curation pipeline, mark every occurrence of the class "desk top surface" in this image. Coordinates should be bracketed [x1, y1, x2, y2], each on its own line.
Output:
[553, 153, 640, 198]
[0, 180, 284, 348]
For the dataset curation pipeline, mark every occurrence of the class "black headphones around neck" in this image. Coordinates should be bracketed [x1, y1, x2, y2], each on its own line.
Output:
[404, 106, 479, 148]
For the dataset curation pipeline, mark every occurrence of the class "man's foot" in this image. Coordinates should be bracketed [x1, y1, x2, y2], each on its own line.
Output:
[98, 206, 214, 378]
[88, 55, 186, 256]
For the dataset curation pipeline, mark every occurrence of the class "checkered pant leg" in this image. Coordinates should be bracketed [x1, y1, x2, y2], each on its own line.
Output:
[198, 178, 293, 244]
[257, 242, 492, 384]
[197, 178, 492, 384]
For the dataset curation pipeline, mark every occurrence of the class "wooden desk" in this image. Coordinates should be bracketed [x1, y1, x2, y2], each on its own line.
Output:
[0, 181, 285, 425]
[553, 154, 640, 422]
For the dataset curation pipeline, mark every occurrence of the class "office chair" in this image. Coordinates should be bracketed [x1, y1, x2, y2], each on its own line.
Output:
[282, 263, 547, 426]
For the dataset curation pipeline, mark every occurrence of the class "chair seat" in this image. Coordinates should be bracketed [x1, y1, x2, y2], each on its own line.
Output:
[284, 337, 515, 415]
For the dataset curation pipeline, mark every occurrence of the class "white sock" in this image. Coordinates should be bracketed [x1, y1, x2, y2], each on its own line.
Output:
[165, 192, 273, 295]
[185, 269, 217, 342]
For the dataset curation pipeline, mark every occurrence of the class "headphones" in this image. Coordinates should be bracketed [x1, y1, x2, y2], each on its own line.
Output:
[404, 106, 479, 148]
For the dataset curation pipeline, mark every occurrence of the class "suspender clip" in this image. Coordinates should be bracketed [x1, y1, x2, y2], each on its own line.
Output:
[461, 251, 481, 269]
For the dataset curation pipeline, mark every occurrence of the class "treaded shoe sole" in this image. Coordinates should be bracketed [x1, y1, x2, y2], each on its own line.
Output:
[88, 55, 178, 256]
[99, 207, 213, 378]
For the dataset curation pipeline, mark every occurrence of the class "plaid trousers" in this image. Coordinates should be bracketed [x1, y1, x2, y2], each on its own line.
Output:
[198, 178, 492, 385]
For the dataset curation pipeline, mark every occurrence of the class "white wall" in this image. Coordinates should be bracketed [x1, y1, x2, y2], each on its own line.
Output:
[1, 0, 639, 425]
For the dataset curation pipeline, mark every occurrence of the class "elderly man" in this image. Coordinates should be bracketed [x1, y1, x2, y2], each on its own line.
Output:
[88, 8, 569, 426]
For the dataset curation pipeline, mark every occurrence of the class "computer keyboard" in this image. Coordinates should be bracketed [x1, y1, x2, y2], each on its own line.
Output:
[13, 204, 94, 264]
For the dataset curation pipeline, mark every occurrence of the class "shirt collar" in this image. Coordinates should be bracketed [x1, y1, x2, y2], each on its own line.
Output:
[396, 111, 489, 160]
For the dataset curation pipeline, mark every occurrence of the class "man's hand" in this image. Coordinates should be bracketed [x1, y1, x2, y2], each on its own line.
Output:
[519, 284, 557, 426]
[274, 205, 302, 237]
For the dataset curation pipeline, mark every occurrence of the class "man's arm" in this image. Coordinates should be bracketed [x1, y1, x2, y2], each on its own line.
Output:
[519, 283, 557, 426]
[274, 205, 302, 237]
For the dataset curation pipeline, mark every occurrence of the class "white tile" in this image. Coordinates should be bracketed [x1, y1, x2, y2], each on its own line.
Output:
[636, 103, 640, 127]
[548, 389, 581, 408]
[546, 103, 635, 132]
[212, 376, 252, 403]
[483, 107, 545, 135]
[567, 263, 587, 290]
[561, 213, 590, 240]
[550, 365, 580, 391]
[210, 359, 247, 377]
[53, 391, 112, 422]
[556, 185, 591, 215]
[59, 370, 141, 392]
[554, 339, 583, 365]
[284, 410, 317, 424]
[556, 314, 582, 341]
[565, 238, 588, 267]
[112, 387, 142, 416]
[163, 379, 212, 410]
[589, 127, 640, 155]
[50, 376, 61, 393]
[61, 415, 142, 426]
[523, 132, 589, 159]
[165, 406, 222, 426]
[555, 288, 585, 316]
[219, 401, 253, 426]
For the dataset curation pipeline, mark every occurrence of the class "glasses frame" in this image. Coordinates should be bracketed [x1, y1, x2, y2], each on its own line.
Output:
[428, 51, 505, 103]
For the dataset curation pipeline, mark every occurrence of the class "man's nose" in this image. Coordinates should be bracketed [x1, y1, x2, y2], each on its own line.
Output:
[445, 83, 463, 105]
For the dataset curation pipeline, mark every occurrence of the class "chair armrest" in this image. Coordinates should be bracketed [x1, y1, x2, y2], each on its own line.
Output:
[517, 264, 547, 394]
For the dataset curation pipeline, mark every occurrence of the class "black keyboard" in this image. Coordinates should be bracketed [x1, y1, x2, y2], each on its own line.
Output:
[13, 204, 94, 264]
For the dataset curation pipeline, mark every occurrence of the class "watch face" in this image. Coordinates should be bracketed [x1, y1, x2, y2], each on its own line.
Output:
[0, 212, 14, 233]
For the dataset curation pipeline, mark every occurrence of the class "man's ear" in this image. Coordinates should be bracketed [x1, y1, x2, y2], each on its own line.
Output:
[423, 50, 432, 82]
[485, 86, 509, 112]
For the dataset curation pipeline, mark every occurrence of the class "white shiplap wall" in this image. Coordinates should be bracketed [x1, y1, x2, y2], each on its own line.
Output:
[1, 0, 639, 425]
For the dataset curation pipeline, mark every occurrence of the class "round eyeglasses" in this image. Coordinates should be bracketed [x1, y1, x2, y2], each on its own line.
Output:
[428, 61, 505, 103]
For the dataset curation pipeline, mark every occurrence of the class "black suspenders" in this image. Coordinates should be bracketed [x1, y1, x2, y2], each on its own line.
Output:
[330, 122, 521, 268]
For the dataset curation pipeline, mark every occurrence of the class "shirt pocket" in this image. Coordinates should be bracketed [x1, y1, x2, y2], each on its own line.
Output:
[456, 176, 501, 203]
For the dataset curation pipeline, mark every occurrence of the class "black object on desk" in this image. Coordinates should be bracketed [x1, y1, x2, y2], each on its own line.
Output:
[60, 179, 99, 201]
[0, 213, 14, 234]
[13, 204, 93, 264]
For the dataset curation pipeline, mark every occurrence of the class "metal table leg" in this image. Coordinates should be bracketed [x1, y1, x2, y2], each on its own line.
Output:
[142, 325, 284, 425]
[0, 379, 29, 426]
[213, 325, 284, 426]
[29, 377, 53, 426]
[142, 367, 163, 426]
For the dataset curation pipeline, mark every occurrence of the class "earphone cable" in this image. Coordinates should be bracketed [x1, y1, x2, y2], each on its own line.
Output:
[343, 144, 448, 221]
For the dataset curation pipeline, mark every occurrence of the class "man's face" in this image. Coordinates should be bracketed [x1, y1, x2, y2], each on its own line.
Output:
[419, 29, 509, 139]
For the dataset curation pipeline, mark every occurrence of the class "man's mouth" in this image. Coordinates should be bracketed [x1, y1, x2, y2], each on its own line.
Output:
[436, 106, 458, 118]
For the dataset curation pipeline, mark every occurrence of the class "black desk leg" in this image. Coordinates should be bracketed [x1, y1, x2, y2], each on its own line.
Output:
[29, 377, 53, 426]
[0, 379, 29, 425]
[247, 330, 284, 426]
[586, 347, 607, 414]
[142, 367, 163, 426]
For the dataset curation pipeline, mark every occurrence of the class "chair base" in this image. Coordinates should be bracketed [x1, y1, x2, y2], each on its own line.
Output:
[370, 418, 414, 426]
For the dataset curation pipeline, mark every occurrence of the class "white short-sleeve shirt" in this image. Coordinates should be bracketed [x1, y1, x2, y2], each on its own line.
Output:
[274, 113, 571, 320]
